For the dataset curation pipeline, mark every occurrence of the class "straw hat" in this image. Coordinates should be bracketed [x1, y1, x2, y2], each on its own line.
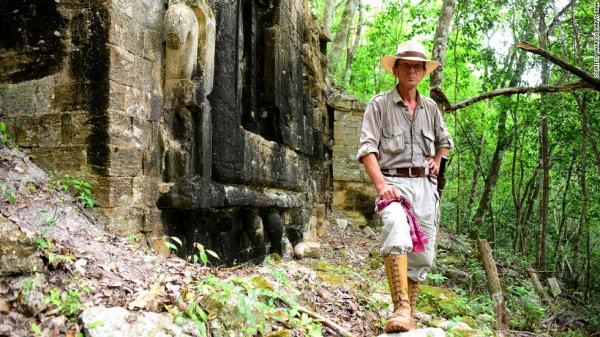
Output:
[381, 40, 440, 76]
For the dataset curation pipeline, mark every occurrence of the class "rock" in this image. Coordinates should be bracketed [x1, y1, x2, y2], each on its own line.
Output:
[547, 277, 561, 297]
[335, 218, 349, 230]
[378, 327, 445, 337]
[281, 236, 294, 260]
[80, 306, 200, 337]
[294, 242, 321, 259]
[244, 211, 265, 247]
[0, 214, 43, 276]
[363, 226, 377, 237]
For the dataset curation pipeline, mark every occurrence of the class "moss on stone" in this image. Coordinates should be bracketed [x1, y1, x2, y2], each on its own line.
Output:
[316, 271, 345, 286]
[266, 329, 291, 337]
[250, 275, 274, 292]
[314, 261, 332, 272]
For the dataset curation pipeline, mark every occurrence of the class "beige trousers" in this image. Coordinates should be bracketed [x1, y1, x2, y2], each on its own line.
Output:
[377, 176, 439, 282]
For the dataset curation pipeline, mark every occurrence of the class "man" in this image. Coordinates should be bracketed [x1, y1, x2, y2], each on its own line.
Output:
[356, 40, 453, 332]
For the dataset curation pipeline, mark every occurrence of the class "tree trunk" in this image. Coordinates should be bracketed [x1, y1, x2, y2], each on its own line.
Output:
[572, 94, 588, 288]
[328, 0, 357, 67]
[322, 0, 334, 38]
[478, 239, 507, 329]
[343, 0, 363, 85]
[535, 0, 550, 270]
[430, 0, 456, 91]
[471, 108, 511, 237]
[552, 153, 575, 267]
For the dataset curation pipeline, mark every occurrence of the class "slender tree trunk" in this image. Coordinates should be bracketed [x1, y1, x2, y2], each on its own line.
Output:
[430, 0, 456, 91]
[322, 0, 335, 38]
[552, 154, 575, 268]
[471, 108, 511, 237]
[478, 239, 507, 329]
[328, 0, 357, 67]
[344, 0, 363, 85]
[573, 95, 588, 288]
[535, 0, 550, 270]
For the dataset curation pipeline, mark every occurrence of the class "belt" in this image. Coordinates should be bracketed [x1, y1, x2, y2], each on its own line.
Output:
[382, 167, 429, 178]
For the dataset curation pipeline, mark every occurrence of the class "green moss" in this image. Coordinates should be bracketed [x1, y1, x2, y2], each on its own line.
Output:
[457, 316, 477, 328]
[250, 275, 274, 292]
[268, 253, 282, 263]
[266, 329, 291, 337]
[316, 271, 344, 286]
[315, 261, 332, 272]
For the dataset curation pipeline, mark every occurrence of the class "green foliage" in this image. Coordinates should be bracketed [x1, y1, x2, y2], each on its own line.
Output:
[0, 121, 11, 144]
[0, 184, 17, 204]
[49, 173, 95, 208]
[45, 284, 89, 320]
[506, 284, 546, 331]
[165, 236, 182, 253]
[189, 242, 219, 266]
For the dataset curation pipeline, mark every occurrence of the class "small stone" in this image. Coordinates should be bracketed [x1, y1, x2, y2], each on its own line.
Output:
[547, 277, 561, 297]
[335, 218, 349, 230]
[363, 226, 376, 237]
[294, 241, 321, 259]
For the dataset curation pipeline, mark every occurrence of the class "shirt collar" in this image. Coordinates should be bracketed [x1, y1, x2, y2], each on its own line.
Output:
[391, 86, 421, 106]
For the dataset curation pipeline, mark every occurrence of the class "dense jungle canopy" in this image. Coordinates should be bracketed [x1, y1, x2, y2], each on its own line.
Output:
[311, 0, 599, 321]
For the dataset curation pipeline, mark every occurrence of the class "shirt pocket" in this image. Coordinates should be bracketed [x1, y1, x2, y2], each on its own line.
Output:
[421, 129, 435, 156]
[381, 126, 404, 154]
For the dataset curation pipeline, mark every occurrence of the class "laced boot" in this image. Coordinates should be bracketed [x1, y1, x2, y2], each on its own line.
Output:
[408, 278, 419, 315]
[384, 255, 415, 333]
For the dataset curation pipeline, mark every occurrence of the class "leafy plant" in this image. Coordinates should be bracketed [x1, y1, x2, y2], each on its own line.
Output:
[165, 236, 182, 252]
[0, 183, 17, 204]
[45, 285, 89, 319]
[190, 242, 219, 265]
[427, 272, 448, 285]
[0, 121, 10, 144]
[48, 173, 95, 208]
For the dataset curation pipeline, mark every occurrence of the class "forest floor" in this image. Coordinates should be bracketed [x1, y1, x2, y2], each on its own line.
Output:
[0, 142, 595, 337]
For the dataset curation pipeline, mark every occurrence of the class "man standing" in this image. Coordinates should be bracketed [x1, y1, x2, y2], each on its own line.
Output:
[356, 40, 453, 332]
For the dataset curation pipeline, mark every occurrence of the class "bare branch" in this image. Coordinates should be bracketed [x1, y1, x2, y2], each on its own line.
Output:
[547, 0, 575, 35]
[516, 41, 600, 90]
[432, 82, 593, 112]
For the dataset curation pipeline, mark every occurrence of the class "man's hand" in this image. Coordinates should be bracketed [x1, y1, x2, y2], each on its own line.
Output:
[426, 157, 439, 174]
[376, 183, 401, 200]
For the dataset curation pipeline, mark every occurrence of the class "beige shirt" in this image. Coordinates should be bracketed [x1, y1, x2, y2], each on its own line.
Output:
[356, 88, 453, 169]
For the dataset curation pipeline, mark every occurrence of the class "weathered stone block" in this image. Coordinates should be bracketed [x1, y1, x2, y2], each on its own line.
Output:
[92, 177, 133, 208]
[95, 206, 143, 235]
[14, 114, 62, 147]
[2, 82, 36, 116]
[106, 147, 143, 177]
[109, 81, 127, 112]
[109, 11, 144, 57]
[0, 214, 43, 275]
[109, 44, 136, 87]
[30, 146, 87, 173]
[132, 175, 159, 207]
[142, 208, 163, 235]
[107, 111, 134, 147]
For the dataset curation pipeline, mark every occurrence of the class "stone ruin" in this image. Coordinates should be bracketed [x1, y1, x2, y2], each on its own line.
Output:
[0, 0, 333, 264]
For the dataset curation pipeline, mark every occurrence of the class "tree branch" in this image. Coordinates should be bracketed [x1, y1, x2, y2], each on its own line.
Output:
[516, 41, 600, 90]
[547, 0, 575, 35]
[431, 82, 593, 112]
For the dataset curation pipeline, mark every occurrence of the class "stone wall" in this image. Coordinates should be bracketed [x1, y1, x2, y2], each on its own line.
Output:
[0, 0, 331, 264]
[328, 94, 378, 227]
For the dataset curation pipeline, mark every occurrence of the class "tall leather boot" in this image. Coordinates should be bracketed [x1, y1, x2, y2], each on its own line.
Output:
[384, 255, 415, 332]
[408, 279, 419, 315]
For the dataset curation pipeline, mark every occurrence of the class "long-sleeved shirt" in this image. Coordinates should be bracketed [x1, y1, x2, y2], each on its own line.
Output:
[356, 88, 454, 169]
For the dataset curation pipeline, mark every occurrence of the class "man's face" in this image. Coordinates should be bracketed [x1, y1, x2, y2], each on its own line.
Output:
[393, 60, 425, 87]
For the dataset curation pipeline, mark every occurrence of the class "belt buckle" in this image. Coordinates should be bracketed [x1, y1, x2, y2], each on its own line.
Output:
[408, 167, 415, 177]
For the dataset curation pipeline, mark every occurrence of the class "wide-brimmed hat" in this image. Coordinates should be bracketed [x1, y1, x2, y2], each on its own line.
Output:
[381, 40, 440, 76]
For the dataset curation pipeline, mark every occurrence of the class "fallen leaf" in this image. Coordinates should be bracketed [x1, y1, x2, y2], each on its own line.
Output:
[127, 275, 165, 310]
[0, 299, 10, 313]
